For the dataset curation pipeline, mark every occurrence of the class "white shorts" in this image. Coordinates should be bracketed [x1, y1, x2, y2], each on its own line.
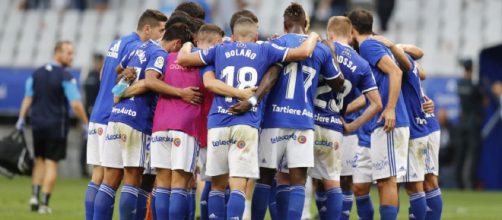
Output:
[399, 135, 428, 183]
[86, 122, 107, 165]
[151, 130, 198, 173]
[259, 128, 314, 172]
[425, 131, 440, 176]
[101, 122, 151, 169]
[370, 127, 409, 180]
[308, 126, 343, 181]
[340, 134, 359, 176]
[206, 125, 259, 179]
[198, 148, 210, 181]
[353, 146, 372, 183]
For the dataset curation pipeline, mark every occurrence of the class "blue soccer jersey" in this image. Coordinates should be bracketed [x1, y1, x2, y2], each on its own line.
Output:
[198, 41, 290, 129]
[314, 42, 377, 133]
[261, 33, 341, 130]
[401, 54, 429, 139]
[421, 86, 440, 133]
[108, 40, 167, 134]
[357, 119, 372, 148]
[90, 32, 142, 125]
[359, 38, 409, 130]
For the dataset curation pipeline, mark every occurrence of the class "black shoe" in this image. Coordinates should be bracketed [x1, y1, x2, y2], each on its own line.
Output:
[29, 197, 39, 212]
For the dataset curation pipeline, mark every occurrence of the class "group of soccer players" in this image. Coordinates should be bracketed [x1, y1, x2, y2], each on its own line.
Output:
[83, 2, 443, 220]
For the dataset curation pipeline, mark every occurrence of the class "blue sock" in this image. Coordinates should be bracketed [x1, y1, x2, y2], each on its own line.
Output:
[151, 188, 157, 220]
[200, 182, 211, 220]
[93, 183, 117, 220]
[288, 185, 306, 220]
[227, 190, 246, 220]
[409, 192, 427, 220]
[315, 191, 327, 220]
[120, 184, 139, 220]
[425, 188, 443, 220]
[155, 187, 171, 220]
[380, 205, 398, 220]
[341, 190, 353, 220]
[355, 194, 374, 220]
[188, 188, 196, 220]
[275, 185, 290, 219]
[327, 188, 343, 220]
[169, 188, 188, 220]
[208, 191, 225, 220]
[85, 181, 99, 220]
[135, 188, 148, 220]
[251, 183, 271, 220]
[268, 180, 278, 220]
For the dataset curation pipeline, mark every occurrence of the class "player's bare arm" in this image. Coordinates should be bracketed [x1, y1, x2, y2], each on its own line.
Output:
[284, 32, 320, 61]
[176, 42, 206, 66]
[203, 70, 256, 100]
[144, 70, 203, 104]
[120, 80, 148, 99]
[70, 101, 89, 125]
[377, 55, 403, 132]
[344, 89, 383, 134]
[422, 95, 435, 114]
[371, 35, 412, 72]
[417, 62, 427, 80]
[397, 44, 424, 60]
[345, 95, 367, 115]
[228, 65, 281, 115]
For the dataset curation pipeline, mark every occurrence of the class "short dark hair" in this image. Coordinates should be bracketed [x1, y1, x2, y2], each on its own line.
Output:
[162, 23, 193, 44]
[347, 9, 373, 35]
[283, 3, 306, 29]
[174, 2, 205, 20]
[197, 24, 224, 43]
[54, 40, 72, 53]
[166, 11, 204, 37]
[137, 9, 168, 30]
[230, 10, 258, 33]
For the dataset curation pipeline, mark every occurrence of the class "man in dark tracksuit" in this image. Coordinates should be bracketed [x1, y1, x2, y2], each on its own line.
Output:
[16, 41, 89, 214]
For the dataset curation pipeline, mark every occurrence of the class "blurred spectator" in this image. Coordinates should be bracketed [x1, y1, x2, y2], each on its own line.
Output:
[492, 81, 502, 117]
[79, 53, 103, 177]
[455, 59, 484, 189]
[376, 0, 395, 32]
[19, 0, 50, 10]
[314, 0, 348, 22]
[437, 108, 454, 167]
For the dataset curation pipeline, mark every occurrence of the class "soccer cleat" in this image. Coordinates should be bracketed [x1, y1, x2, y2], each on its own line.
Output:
[38, 205, 52, 214]
[29, 197, 39, 212]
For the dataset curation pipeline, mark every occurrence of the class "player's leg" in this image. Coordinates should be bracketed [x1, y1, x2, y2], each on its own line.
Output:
[313, 179, 328, 220]
[424, 131, 442, 220]
[227, 125, 260, 220]
[30, 136, 46, 211]
[404, 136, 428, 220]
[206, 127, 230, 220]
[252, 128, 282, 220]
[286, 129, 314, 220]
[187, 177, 197, 220]
[353, 146, 374, 220]
[119, 124, 148, 219]
[38, 138, 67, 213]
[243, 179, 254, 220]
[151, 130, 172, 218]
[275, 171, 291, 219]
[169, 130, 198, 219]
[198, 147, 211, 220]
[340, 134, 358, 220]
[85, 122, 106, 219]
[136, 174, 155, 220]
[371, 127, 409, 220]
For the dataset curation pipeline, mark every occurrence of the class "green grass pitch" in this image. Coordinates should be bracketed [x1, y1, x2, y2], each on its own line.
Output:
[1, 177, 501, 219]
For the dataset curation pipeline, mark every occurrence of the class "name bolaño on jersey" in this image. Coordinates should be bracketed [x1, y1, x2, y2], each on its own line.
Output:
[314, 42, 377, 133]
[90, 32, 142, 125]
[261, 33, 341, 130]
[198, 41, 290, 129]
[109, 40, 168, 134]
[359, 38, 409, 131]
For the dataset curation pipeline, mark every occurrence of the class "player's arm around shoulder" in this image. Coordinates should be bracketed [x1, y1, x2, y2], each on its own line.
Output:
[284, 32, 320, 62]
[202, 70, 256, 101]
[176, 42, 208, 67]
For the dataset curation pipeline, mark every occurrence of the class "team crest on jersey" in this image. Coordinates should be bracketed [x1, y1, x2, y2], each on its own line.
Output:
[174, 138, 181, 147]
[237, 140, 246, 149]
[121, 134, 127, 142]
[236, 42, 246, 48]
[97, 127, 103, 136]
[154, 56, 164, 69]
[297, 135, 307, 144]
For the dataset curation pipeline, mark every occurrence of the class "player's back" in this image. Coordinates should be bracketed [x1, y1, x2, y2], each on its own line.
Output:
[401, 54, 429, 139]
[358, 38, 409, 130]
[262, 33, 338, 129]
[152, 52, 202, 137]
[110, 40, 167, 134]
[90, 32, 142, 124]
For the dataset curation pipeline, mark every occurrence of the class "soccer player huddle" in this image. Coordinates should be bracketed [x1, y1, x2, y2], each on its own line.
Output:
[84, 2, 443, 220]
